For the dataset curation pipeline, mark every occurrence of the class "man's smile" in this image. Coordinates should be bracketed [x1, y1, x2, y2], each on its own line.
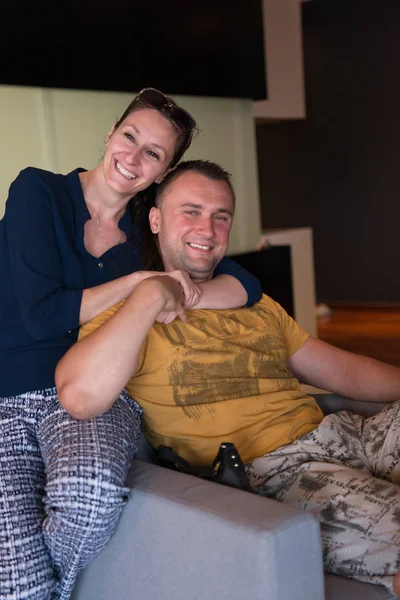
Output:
[187, 242, 213, 251]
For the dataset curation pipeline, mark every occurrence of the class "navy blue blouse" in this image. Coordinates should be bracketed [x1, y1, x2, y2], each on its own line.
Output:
[0, 167, 262, 396]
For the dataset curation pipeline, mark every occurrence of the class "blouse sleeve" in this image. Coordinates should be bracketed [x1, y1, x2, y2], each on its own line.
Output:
[213, 256, 262, 306]
[5, 168, 83, 340]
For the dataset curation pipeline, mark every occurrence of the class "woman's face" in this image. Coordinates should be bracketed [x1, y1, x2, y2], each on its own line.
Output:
[102, 107, 179, 198]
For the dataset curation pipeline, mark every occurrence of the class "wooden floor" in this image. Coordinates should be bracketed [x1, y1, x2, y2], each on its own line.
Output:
[317, 306, 400, 368]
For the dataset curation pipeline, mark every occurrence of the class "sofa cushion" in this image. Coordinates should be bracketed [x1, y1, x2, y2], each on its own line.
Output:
[325, 573, 395, 600]
[313, 393, 387, 418]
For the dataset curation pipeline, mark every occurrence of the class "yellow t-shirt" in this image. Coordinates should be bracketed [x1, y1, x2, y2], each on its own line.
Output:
[80, 295, 323, 465]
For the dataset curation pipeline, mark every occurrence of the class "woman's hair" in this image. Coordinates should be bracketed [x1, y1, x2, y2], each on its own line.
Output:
[130, 183, 164, 271]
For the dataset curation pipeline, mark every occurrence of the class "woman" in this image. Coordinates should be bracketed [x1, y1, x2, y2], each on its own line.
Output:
[0, 88, 261, 599]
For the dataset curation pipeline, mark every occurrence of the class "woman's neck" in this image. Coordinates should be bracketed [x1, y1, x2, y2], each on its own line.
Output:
[80, 168, 131, 222]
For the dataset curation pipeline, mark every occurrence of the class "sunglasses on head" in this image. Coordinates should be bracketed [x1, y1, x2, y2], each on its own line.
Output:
[136, 87, 196, 149]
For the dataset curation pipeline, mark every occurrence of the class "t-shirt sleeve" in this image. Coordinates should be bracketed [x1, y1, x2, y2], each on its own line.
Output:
[213, 256, 262, 306]
[5, 168, 83, 340]
[78, 302, 125, 340]
[78, 301, 148, 377]
[267, 297, 310, 357]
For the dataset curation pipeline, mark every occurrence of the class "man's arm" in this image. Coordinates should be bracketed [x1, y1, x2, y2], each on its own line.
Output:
[288, 336, 400, 403]
[55, 276, 185, 420]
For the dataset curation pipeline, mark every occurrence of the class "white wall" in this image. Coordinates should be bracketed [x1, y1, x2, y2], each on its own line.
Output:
[0, 85, 261, 254]
[255, 0, 306, 120]
[260, 228, 317, 336]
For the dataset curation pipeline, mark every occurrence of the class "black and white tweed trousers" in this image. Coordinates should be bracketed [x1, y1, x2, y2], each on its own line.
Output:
[0, 388, 142, 600]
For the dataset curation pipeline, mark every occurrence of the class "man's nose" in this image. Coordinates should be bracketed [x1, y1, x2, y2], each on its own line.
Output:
[198, 217, 215, 237]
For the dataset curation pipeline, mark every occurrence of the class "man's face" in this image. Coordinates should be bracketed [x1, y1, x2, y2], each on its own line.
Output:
[149, 171, 234, 281]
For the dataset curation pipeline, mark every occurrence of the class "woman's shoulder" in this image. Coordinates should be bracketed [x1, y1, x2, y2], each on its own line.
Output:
[9, 168, 59, 196]
[14, 166, 75, 186]
[6, 167, 84, 216]
[10, 167, 85, 198]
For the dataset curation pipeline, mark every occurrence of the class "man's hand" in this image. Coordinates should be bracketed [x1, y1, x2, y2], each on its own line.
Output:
[159, 270, 201, 309]
[151, 276, 188, 324]
[135, 269, 201, 309]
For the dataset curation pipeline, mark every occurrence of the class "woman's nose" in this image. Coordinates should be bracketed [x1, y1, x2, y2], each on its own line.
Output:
[126, 147, 141, 165]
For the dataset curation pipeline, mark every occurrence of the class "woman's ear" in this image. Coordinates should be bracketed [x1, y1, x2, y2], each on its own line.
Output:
[106, 124, 116, 144]
[149, 207, 160, 233]
[155, 165, 175, 184]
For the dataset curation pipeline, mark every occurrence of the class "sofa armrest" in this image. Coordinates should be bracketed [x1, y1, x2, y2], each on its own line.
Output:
[301, 386, 389, 418]
[72, 461, 324, 600]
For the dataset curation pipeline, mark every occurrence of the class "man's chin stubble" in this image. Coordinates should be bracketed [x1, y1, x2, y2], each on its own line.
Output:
[184, 264, 215, 282]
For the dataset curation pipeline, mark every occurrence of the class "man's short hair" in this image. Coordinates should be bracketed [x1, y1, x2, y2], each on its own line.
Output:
[155, 159, 235, 207]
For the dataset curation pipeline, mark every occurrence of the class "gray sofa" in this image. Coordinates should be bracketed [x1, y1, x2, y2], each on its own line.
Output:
[72, 394, 396, 600]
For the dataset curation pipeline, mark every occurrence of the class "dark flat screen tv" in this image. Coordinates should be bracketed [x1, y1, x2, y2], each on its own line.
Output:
[229, 246, 294, 318]
[1, 0, 266, 100]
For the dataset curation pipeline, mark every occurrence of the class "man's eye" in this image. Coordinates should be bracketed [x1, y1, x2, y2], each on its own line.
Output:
[185, 210, 198, 216]
[215, 215, 228, 222]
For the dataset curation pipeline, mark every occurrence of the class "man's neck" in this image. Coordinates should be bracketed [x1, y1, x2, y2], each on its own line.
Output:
[163, 262, 214, 284]
[164, 268, 213, 285]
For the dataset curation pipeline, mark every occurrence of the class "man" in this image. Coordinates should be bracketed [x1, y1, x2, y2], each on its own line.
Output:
[56, 160, 400, 596]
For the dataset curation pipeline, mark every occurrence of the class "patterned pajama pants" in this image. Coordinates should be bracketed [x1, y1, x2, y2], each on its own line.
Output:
[246, 401, 400, 593]
[0, 388, 142, 600]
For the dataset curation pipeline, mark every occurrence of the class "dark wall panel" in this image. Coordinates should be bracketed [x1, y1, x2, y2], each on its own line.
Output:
[257, 0, 400, 303]
[0, 1, 266, 100]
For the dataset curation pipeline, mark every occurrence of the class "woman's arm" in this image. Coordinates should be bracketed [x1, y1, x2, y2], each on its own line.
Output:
[79, 272, 160, 324]
[80, 268, 201, 324]
[195, 256, 262, 309]
[195, 275, 247, 309]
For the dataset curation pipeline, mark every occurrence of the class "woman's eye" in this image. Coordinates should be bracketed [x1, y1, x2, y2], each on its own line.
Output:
[124, 133, 135, 142]
[146, 150, 160, 160]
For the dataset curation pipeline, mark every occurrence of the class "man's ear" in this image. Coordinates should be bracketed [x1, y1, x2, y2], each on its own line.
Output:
[105, 124, 116, 144]
[149, 206, 161, 233]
